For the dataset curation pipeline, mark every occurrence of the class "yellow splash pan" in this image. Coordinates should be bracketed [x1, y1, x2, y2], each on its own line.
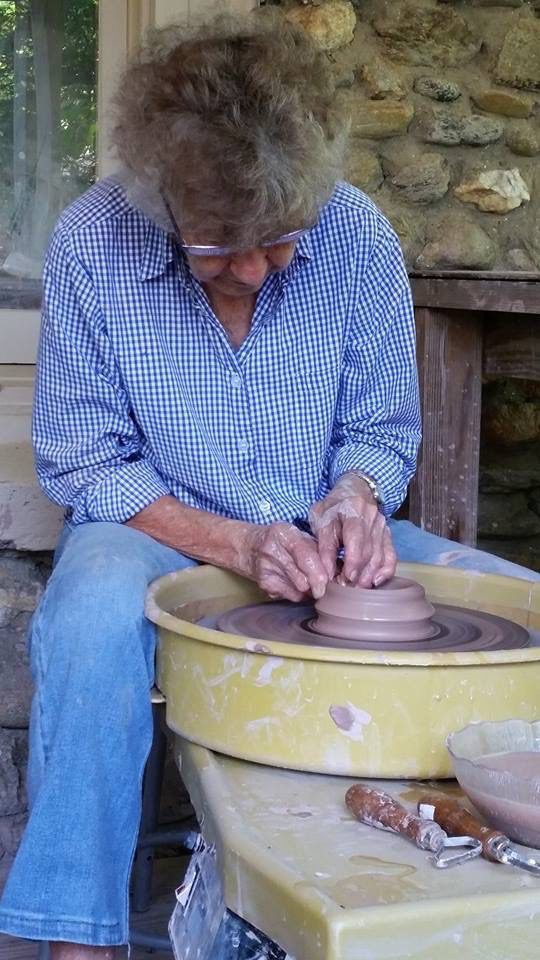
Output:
[147, 563, 540, 779]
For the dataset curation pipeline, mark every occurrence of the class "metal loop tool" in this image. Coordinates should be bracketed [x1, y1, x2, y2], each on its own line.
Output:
[419, 792, 540, 877]
[418, 803, 483, 868]
[345, 785, 482, 870]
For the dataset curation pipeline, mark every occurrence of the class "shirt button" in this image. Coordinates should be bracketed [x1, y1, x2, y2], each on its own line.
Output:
[260, 500, 272, 515]
[230, 374, 241, 388]
[238, 438, 249, 453]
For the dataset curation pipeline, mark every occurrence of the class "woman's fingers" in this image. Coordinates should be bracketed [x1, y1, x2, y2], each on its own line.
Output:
[356, 536, 385, 588]
[375, 526, 398, 585]
[356, 525, 397, 587]
[332, 506, 395, 588]
[287, 531, 329, 599]
[313, 520, 341, 582]
[255, 524, 329, 600]
[339, 505, 382, 581]
[249, 508, 396, 601]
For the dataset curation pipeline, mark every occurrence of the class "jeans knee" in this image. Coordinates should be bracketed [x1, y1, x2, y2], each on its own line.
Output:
[32, 549, 151, 679]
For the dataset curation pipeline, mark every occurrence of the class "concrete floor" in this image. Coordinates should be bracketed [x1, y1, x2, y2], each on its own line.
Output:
[0, 854, 186, 958]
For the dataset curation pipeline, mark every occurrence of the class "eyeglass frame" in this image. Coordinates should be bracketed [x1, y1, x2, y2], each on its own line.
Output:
[162, 194, 310, 258]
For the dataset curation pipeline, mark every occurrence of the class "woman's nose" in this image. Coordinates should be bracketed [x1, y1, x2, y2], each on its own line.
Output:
[229, 247, 270, 286]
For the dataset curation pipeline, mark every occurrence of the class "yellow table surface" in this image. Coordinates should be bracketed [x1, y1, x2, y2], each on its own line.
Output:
[174, 736, 540, 960]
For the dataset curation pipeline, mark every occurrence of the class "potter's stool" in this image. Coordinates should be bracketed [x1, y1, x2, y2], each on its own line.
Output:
[129, 688, 200, 952]
[38, 689, 199, 959]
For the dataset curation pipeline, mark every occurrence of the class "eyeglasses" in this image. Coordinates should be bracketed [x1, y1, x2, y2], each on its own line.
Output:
[163, 195, 310, 258]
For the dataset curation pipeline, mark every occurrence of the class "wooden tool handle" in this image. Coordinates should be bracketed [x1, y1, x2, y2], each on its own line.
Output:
[419, 792, 506, 862]
[346, 784, 439, 848]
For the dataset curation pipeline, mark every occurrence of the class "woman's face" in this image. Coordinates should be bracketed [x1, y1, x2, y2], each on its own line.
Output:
[184, 239, 297, 298]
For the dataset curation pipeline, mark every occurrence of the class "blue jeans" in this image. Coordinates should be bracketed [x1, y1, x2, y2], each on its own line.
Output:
[0, 518, 538, 947]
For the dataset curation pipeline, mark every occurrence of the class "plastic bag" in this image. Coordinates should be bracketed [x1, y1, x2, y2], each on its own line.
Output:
[169, 837, 225, 960]
[169, 838, 293, 959]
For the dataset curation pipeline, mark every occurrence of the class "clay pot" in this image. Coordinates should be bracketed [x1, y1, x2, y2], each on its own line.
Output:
[312, 576, 437, 642]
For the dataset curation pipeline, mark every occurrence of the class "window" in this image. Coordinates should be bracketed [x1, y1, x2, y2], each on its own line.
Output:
[0, 0, 97, 287]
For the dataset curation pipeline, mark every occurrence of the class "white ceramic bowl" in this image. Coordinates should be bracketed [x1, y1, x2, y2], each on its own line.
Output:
[447, 719, 540, 848]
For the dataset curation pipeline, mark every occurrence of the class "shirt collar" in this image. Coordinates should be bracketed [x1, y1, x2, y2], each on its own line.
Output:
[139, 225, 175, 281]
[295, 231, 313, 262]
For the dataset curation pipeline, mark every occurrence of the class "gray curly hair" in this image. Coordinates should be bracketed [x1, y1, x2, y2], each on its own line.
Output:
[112, 13, 348, 248]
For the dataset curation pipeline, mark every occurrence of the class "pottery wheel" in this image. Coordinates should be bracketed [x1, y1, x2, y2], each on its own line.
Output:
[211, 601, 530, 652]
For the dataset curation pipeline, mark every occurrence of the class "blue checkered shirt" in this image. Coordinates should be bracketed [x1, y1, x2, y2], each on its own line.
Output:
[33, 177, 421, 526]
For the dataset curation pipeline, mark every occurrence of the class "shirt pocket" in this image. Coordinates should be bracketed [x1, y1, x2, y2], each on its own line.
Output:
[254, 359, 339, 477]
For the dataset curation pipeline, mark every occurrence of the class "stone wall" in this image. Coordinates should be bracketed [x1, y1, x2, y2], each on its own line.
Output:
[277, 0, 540, 271]
[0, 551, 51, 859]
[276, 0, 540, 567]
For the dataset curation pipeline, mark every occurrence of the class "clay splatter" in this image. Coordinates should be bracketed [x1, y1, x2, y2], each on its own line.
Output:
[254, 657, 284, 686]
[329, 702, 372, 741]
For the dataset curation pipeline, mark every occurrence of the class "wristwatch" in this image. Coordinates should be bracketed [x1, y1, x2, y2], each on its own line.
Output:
[353, 470, 384, 507]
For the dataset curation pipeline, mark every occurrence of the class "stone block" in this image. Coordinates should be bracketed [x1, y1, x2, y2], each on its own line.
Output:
[505, 121, 540, 157]
[0, 812, 27, 859]
[0, 728, 27, 817]
[0, 442, 63, 551]
[480, 444, 540, 493]
[459, 115, 504, 146]
[413, 76, 461, 102]
[373, 3, 481, 67]
[483, 384, 540, 446]
[361, 56, 407, 100]
[473, 0, 523, 6]
[0, 552, 51, 727]
[495, 18, 540, 90]
[416, 216, 496, 270]
[386, 152, 450, 203]
[348, 98, 414, 138]
[284, 0, 356, 51]
[347, 149, 383, 193]
[478, 492, 540, 539]
[507, 248, 537, 272]
[470, 89, 533, 118]
[375, 196, 427, 265]
[420, 111, 503, 146]
[454, 168, 530, 213]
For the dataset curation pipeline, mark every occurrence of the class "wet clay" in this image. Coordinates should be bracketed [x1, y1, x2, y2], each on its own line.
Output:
[213, 600, 530, 652]
[313, 577, 437, 642]
[466, 751, 540, 849]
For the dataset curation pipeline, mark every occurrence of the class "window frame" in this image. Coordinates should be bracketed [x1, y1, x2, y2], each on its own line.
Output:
[0, 0, 255, 364]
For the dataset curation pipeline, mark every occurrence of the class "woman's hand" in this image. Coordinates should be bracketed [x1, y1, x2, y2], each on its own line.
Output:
[241, 522, 329, 602]
[309, 473, 396, 588]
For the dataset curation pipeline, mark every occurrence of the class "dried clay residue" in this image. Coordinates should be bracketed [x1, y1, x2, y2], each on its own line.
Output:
[329, 702, 372, 741]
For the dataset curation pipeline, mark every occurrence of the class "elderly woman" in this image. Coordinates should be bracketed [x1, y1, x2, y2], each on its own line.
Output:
[0, 15, 538, 960]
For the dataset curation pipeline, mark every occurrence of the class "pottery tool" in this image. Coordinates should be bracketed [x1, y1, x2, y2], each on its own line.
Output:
[418, 792, 540, 876]
[345, 784, 482, 868]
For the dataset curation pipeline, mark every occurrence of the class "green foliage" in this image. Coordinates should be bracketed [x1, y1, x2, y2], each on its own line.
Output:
[0, 0, 97, 248]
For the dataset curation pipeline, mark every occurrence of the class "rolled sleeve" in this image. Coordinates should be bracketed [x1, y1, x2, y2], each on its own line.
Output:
[327, 223, 421, 517]
[33, 228, 170, 524]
